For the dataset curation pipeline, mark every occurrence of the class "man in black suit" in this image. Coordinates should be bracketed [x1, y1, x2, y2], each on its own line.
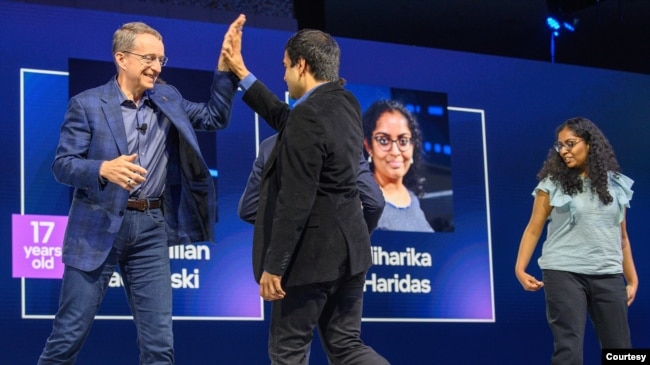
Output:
[223, 26, 390, 365]
[237, 132, 384, 365]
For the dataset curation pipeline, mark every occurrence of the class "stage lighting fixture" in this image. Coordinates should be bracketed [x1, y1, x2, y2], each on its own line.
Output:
[546, 16, 578, 33]
[547, 16, 561, 31]
[545, 13, 579, 63]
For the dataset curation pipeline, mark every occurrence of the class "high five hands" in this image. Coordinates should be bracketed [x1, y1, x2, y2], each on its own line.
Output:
[220, 14, 250, 80]
[218, 14, 246, 72]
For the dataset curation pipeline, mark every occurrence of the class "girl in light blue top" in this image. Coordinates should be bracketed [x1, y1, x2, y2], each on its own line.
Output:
[515, 117, 638, 365]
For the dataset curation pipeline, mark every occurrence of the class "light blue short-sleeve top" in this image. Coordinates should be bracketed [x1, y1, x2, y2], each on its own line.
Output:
[535, 172, 633, 275]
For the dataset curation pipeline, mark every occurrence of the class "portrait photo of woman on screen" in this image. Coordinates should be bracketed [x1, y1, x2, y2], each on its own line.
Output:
[363, 99, 435, 233]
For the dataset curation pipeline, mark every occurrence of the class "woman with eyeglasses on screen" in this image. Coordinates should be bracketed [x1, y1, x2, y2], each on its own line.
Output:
[515, 116, 638, 365]
[362, 99, 434, 233]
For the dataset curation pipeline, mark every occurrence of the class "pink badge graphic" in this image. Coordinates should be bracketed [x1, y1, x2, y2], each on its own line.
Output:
[12, 214, 67, 279]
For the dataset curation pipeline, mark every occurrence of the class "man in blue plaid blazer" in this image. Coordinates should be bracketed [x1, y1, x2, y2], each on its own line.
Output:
[37, 15, 246, 365]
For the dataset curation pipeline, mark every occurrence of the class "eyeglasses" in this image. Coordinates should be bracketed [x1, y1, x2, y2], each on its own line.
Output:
[122, 50, 168, 67]
[373, 135, 413, 152]
[553, 139, 583, 153]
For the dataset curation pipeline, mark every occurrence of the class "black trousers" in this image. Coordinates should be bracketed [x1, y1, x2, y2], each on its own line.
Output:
[268, 271, 390, 365]
[543, 269, 631, 365]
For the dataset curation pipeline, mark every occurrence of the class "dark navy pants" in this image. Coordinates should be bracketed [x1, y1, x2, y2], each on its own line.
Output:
[268, 271, 390, 365]
[38, 208, 173, 365]
[543, 269, 631, 365]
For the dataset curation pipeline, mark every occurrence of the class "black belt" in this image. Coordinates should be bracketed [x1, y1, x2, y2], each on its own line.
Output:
[126, 198, 161, 211]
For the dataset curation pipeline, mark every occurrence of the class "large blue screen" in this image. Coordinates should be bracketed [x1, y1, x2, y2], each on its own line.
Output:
[2, 2, 650, 364]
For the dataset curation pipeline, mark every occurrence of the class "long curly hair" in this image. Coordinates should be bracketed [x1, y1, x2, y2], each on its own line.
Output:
[537, 116, 620, 204]
[362, 99, 425, 197]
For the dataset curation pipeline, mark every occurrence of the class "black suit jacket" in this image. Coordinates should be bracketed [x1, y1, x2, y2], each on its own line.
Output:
[243, 80, 373, 286]
[237, 134, 384, 232]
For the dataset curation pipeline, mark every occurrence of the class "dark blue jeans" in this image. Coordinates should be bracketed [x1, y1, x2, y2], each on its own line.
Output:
[38, 208, 173, 365]
[543, 269, 631, 365]
[269, 271, 390, 365]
